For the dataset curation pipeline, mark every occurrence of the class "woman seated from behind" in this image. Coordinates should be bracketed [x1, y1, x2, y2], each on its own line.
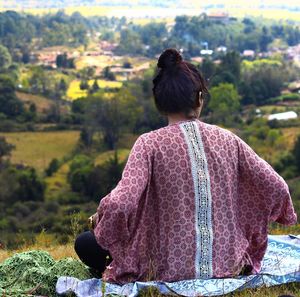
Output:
[75, 48, 297, 284]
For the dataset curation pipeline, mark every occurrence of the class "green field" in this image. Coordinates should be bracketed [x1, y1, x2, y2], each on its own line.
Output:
[0, 131, 80, 173]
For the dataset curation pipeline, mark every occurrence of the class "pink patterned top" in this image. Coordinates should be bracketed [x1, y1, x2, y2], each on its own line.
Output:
[94, 119, 297, 284]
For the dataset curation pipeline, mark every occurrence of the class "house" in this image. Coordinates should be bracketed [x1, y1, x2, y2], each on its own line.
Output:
[288, 81, 300, 94]
[110, 62, 150, 80]
[216, 46, 227, 53]
[200, 49, 213, 56]
[243, 50, 255, 58]
[207, 12, 229, 23]
[191, 57, 203, 63]
[99, 41, 118, 52]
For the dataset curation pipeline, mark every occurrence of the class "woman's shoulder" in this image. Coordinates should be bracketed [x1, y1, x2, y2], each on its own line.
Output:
[140, 124, 181, 140]
[198, 120, 238, 141]
[137, 120, 240, 148]
[136, 125, 184, 153]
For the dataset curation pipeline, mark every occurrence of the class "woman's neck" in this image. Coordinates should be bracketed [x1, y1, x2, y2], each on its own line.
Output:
[167, 113, 197, 125]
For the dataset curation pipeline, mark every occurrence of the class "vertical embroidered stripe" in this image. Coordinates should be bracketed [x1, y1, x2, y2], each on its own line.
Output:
[180, 121, 213, 278]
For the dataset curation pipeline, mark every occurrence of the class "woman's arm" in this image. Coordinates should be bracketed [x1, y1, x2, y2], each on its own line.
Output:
[94, 135, 150, 250]
[236, 135, 297, 225]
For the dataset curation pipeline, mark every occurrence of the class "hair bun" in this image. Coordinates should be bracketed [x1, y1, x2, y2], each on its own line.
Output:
[157, 48, 182, 69]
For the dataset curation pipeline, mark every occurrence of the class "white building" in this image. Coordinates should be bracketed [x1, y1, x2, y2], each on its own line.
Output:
[268, 111, 298, 121]
[243, 50, 255, 57]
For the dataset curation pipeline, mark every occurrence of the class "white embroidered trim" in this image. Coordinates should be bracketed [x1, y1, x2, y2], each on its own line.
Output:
[180, 121, 213, 278]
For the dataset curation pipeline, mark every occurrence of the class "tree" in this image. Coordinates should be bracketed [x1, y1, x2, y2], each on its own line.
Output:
[28, 66, 48, 95]
[0, 45, 12, 69]
[208, 83, 240, 125]
[80, 80, 89, 90]
[240, 59, 285, 105]
[0, 137, 15, 164]
[83, 88, 142, 149]
[79, 126, 94, 147]
[91, 79, 100, 93]
[56, 53, 66, 68]
[68, 155, 93, 194]
[200, 58, 216, 82]
[59, 78, 67, 93]
[45, 158, 60, 177]
[0, 74, 24, 117]
[219, 51, 241, 83]
[86, 151, 125, 200]
[259, 26, 273, 52]
[0, 167, 19, 205]
[11, 167, 45, 202]
[293, 135, 300, 174]
[115, 29, 144, 55]
[22, 51, 30, 64]
[102, 66, 115, 81]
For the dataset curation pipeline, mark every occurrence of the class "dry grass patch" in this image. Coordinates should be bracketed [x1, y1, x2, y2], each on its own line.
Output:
[16, 91, 70, 115]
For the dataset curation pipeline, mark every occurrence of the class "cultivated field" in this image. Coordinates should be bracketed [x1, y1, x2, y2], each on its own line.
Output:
[0, 131, 80, 173]
[2, 5, 300, 22]
[67, 79, 123, 100]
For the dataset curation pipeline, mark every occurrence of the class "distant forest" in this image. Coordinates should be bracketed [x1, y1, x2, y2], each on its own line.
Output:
[0, 10, 299, 57]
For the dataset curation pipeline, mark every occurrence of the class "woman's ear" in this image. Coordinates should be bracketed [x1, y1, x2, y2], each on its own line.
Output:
[198, 91, 204, 107]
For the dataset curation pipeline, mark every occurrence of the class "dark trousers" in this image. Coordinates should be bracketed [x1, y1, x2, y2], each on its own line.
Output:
[74, 231, 112, 274]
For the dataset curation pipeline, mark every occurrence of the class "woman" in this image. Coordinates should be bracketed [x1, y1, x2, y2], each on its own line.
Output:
[75, 48, 297, 284]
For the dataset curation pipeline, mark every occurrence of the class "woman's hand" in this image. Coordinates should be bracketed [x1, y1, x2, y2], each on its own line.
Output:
[88, 213, 98, 230]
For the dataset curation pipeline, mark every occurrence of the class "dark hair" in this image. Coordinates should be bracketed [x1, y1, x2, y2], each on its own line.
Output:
[152, 48, 208, 118]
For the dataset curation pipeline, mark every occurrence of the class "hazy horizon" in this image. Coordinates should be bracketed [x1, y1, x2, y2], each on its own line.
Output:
[1, 0, 300, 9]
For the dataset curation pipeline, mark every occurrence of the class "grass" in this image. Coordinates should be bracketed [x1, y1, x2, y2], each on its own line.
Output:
[45, 161, 73, 200]
[0, 130, 80, 173]
[259, 105, 290, 114]
[94, 148, 130, 166]
[66, 79, 123, 100]
[281, 127, 300, 149]
[16, 91, 53, 113]
[74, 54, 151, 71]
[0, 233, 299, 297]
[247, 125, 300, 165]
[75, 55, 116, 70]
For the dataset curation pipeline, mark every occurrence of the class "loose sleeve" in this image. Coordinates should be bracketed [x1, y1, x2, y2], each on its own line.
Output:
[236, 136, 297, 226]
[94, 135, 150, 250]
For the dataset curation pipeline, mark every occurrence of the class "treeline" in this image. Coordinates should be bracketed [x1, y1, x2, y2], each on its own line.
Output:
[0, 10, 299, 60]
[0, 10, 126, 53]
[108, 15, 300, 56]
[168, 15, 300, 54]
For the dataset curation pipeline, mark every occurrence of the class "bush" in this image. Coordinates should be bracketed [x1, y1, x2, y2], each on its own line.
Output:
[45, 158, 60, 177]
